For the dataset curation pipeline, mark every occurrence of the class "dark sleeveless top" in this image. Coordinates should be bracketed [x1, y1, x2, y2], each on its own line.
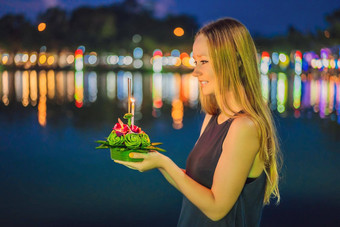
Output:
[177, 112, 266, 227]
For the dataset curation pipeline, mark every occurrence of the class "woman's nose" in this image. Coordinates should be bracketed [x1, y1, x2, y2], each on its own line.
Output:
[192, 67, 201, 77]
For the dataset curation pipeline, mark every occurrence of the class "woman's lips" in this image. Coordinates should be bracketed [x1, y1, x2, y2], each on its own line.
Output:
[199, 80, 209, 86]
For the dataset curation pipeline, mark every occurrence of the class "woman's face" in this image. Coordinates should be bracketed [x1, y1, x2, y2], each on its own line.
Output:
[192, 34, 216, 96]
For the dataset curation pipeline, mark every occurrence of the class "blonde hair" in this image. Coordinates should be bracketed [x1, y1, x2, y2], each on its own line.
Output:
[196, 18, 282, 205]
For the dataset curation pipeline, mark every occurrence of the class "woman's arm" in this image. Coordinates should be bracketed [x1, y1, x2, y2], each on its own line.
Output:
[158, 168, 185, 191]
[161, 116, 260, 220]
[115, 116, 259, 221]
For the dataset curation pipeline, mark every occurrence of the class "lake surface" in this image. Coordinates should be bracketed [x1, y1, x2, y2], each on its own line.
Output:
[0, 70, 339, 226]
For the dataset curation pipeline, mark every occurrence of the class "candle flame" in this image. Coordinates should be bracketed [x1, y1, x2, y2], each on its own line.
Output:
[130, 97, 135, 102]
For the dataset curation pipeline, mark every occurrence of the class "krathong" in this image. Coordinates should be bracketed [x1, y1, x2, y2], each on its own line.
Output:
[96, 113, 165, 162]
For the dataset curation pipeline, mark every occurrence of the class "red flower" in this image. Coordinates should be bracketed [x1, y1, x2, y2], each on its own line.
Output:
[115, 130, 124, 137]
[131, 125, 141, 133]
[113, 123, 129, 135]
[113, 123, 121, 130]
[122, 124, 129, 133]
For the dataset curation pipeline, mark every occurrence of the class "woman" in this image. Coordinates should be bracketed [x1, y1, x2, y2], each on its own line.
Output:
[114, 17, 281, 226]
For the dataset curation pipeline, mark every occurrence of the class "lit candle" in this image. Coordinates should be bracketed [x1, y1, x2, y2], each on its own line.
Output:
[128, 78, 131, 113]
[131, 97, 135, 126]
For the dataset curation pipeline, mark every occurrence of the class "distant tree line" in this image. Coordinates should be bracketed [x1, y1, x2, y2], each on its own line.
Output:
[0, 0, 198, 54]
[252, 9, 340, 54]
[0, 0, 339, 54]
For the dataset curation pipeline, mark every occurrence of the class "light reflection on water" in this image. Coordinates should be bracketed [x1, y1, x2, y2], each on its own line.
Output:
[1, 69, 340, 127]
[0, 70, 340, 226]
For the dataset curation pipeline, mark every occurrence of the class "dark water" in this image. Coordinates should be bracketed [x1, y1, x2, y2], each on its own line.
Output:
[0, 70, 340, 226]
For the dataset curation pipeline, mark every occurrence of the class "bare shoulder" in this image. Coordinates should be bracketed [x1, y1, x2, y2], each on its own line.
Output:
[223, 115, 260, 155]
[230, 116, 258, 138]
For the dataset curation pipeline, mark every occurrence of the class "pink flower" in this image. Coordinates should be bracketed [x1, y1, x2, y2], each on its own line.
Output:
[113, 123, 129, 135]
[113, 123, 122, 130]
[115, 130, 124, 137]
[131, 125, 141, 133]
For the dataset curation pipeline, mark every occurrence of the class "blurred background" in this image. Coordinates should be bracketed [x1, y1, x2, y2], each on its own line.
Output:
[0, 0, 340, 226]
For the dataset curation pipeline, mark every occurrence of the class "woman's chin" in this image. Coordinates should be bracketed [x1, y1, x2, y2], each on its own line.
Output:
[201, 88, 214, 96]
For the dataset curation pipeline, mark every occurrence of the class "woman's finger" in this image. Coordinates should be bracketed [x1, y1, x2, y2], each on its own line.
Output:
[114, 160, 138, 169]
[129, 152, 148, 159]
[125, 165, 138, 170]
[114, 160, 125, 164]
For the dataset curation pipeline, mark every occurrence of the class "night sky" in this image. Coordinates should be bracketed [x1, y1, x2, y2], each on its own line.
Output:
[1, 0, 340, 36]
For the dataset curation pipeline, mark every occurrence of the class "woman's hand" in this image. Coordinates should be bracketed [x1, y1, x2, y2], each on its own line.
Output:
[114, 151, 167, 172]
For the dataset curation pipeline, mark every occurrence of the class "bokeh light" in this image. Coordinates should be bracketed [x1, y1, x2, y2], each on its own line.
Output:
[133, 47, 143, 59]
[38, 23, 46, 32]
[132, 34, 142, 43]
[171, 49, 180, 57]
[173, 27, 184, 37]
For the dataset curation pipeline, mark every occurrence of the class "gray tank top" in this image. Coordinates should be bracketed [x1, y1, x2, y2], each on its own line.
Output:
[177, 112, 266, 227]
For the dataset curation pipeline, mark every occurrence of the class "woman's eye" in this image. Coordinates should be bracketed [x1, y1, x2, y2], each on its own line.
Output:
[193, 60, 208, 66]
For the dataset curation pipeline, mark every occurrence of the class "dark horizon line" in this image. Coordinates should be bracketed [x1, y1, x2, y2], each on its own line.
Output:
[0, 4, 329, 39]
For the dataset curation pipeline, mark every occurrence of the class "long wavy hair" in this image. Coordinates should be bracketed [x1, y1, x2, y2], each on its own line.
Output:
[196, 18, 282, 205]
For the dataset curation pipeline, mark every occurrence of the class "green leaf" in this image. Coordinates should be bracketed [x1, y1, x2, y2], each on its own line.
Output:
[153, 147, 166, 152]
[95, 138, 165, 152]
[123, 113, 133, 119]
[96, 140, 109, 145]
[143, 146, 166, 152]
[96, 144, 109, 149]
[110, 145, 127, 149]
[143, 146, 155, 149]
